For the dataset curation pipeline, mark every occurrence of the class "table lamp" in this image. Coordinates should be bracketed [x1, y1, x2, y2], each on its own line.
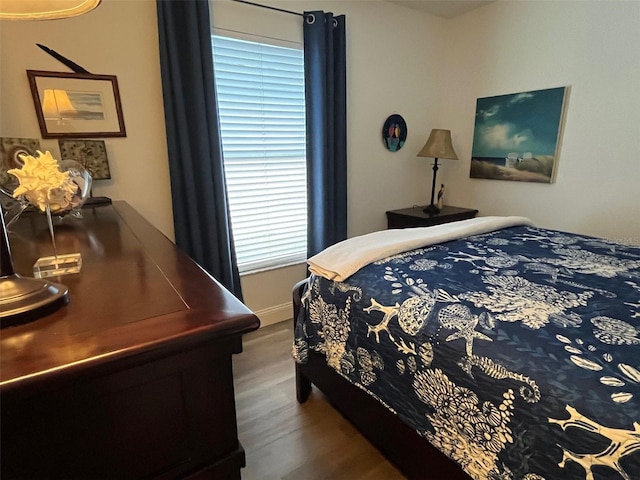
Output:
[417, 129, 458, 215]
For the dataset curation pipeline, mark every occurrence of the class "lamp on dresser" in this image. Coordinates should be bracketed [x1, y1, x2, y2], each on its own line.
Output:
[417, 129, 458, 215]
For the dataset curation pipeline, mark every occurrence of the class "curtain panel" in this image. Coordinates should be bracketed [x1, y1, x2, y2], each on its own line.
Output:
[156, 0, 242, 299]
[303, 11, 348, 257]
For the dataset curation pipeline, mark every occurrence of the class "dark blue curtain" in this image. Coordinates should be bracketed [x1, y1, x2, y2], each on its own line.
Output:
[303, 11, 347, 257]
[156, 0, 242, 299]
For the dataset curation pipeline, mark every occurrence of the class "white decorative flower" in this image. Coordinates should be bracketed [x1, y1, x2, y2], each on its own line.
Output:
[546, 248, 640, 278]
[591, 316, 640, 345]
[8, 150, 76, 213]
[410, 258, 438, 271]
[461, 275, 592, 329]
[414, 369, 515, 479]
[485, 255, 518, 268]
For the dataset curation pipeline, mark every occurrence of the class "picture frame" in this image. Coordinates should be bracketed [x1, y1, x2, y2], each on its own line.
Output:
[382, 114, 407, 152]
[0, 137, 41, 188]
[59, 139, 111, 180]
[27, 70, 126, 139]
[469, 86, 568, 183]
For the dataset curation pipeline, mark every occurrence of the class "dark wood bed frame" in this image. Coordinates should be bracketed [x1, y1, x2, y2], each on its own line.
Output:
[293, 279, 472, 480]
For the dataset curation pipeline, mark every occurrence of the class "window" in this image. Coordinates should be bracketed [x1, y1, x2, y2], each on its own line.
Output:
[212, 35, 307, 274]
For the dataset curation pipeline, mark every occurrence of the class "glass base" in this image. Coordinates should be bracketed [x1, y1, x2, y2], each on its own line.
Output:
[33, 253, 82, 278]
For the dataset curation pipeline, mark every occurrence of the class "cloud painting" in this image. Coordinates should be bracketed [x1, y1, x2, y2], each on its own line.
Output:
[470, 87, 568, 183]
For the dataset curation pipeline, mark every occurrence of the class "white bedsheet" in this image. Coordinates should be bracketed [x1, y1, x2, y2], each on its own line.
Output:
[308, 216, 533, 281]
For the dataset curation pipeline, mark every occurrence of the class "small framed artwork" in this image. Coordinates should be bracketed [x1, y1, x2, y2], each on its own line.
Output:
[59, 139, 111, 180]
[27, 70, 126, 139]
[470, 86, 568, 183]
[382, 114, 407, 152]
[0, 137, 41, 188]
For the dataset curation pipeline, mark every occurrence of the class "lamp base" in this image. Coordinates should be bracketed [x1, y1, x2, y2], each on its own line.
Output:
[423, 204, 441, 215]
[0, 274, 69, 328]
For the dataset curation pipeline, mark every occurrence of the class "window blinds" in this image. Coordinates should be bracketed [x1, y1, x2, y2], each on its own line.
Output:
[212, 35, 307, 273]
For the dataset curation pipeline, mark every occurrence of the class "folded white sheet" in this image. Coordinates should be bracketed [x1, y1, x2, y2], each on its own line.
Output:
[308, 216, 533, 281]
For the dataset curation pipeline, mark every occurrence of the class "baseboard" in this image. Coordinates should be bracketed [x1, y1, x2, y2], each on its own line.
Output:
[253, 303, 292, 328]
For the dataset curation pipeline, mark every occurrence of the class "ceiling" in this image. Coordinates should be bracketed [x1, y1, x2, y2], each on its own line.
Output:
[386, 0, 496, 19]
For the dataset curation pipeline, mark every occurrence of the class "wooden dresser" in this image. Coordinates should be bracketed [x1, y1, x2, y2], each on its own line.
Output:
[1, 201, 260, 479]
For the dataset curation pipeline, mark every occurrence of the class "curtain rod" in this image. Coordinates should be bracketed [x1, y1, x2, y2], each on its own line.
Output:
[232, 0, 304, 17]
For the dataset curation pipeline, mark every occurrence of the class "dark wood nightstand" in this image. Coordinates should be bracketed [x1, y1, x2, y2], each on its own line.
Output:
[386, 205, 478, 229]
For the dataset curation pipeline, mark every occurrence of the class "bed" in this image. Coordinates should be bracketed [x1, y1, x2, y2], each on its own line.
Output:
[292, 217, 640, 480]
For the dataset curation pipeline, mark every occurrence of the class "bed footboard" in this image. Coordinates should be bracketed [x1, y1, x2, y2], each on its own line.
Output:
[293, 279, 312, 403]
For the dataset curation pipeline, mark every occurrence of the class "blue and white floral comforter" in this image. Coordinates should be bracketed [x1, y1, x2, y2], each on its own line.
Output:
[293, 225, 640, 480]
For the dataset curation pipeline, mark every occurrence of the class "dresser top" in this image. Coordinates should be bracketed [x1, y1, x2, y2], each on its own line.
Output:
[1, 201, 259, 393]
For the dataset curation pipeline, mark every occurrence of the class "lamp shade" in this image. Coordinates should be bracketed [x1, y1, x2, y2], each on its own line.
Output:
[42, 89, 76, 118]
[417, 129, 458, 160]
[0, 0, 101, 20]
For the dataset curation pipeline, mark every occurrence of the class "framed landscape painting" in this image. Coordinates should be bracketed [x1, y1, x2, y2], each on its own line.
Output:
[470, 86, 568, 183]
[27, 70, 126, 139]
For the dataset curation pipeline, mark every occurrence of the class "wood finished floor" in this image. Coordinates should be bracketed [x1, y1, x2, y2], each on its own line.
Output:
[233, 321, 406, 480]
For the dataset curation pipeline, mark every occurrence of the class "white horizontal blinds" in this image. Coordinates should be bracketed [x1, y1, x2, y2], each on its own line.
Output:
[212, 35, 307, 273]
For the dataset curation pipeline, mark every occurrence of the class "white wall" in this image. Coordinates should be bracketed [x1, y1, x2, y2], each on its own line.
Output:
[439, 0, 640, 244]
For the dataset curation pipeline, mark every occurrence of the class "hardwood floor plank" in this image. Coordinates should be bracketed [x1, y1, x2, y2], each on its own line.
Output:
[234, 321, 406, 480]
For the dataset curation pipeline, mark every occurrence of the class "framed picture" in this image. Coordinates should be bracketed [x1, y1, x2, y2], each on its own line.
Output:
[0, 137, 41, 188]
[27, 70, 126, 139]
[470, 86, 568, 183]
[59, 139, 111, 180]
[382, 114, 407, 152]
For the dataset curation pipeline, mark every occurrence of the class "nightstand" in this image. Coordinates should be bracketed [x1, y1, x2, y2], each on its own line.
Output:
[386, 205, 478, 229]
